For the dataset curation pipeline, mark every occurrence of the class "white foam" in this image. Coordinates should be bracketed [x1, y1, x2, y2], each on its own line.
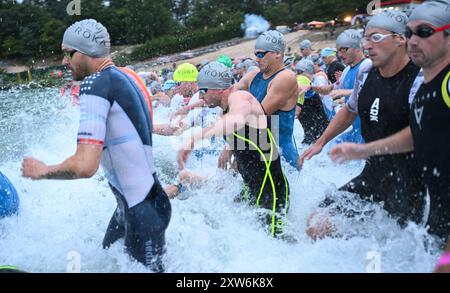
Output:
[0, 88, 439, 272]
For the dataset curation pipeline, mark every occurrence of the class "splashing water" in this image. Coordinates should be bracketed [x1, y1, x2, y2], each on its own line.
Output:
[0, 88, 440, 272]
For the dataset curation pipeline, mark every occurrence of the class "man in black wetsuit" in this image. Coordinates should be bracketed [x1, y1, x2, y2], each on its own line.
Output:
[177, 62, 290, 238]
[21, 19, 171, 272]
[321, 48, 345, 84]
[301, 11, 427, 239]
[329, 0, 450, 243]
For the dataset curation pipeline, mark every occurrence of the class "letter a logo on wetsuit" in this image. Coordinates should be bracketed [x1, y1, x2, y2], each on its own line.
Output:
[370, 98, 380, 122]
[414, 106, 424, 130]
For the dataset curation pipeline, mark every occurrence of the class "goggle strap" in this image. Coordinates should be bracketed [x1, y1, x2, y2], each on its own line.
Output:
[435, 23, 450, 33]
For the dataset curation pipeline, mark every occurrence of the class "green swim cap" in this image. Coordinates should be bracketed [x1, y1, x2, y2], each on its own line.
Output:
[173, 63, 198, 82]
[217, 55, 233, 68]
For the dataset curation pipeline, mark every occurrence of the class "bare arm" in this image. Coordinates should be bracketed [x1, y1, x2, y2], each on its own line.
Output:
[153, 123, 185, 136]
[312, 84, 334, 95]
[299, 105, 357, 165]
[318, 106, 357, 147]
[171, 100, 205, 118]
[196, 99, 250, 143]
[364, 126, 413, 155]
[262, 71, 297, 114]
[329, 89, 353, 100]
[178, 93, 252, 169]
[234, 71, 258, 91]
[328, 126, 414, 164]
[22, 144, 102, 180]
[152, 92, 170, 103]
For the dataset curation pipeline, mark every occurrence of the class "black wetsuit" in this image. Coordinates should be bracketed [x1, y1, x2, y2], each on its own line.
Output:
[326, 60, 346, 84]
[103, 175, 171, 273]
[298, 90, 330, 144]
[227, 124, 290, 237]
[410, 63, 450, 240]
[323, 61, 426, 225]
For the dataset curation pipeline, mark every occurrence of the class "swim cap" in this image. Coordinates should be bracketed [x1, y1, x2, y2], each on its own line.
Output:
[255, 30, 286, 53]
[173, 63, 198, 82]
[217, 55, 233, 68]
[283, 55, 294, 67]
[409, 0, 450, 34]
[320, 48, 336, 58]
[149, 80, 162, 94]
[163, 80, 177, 91]
[236, 62, 245, 70]
[201, 59, 210, 67]
[246, 65, 260, 73]
[197, 62, 233, 90]
[0, 171, 19, 219]
[296, 59, 315, 75]
[309, 54, 321, 65]
[336, 29, 362, 49]
[62, 19, 111, 58]
[366, 10, 408, 35]
[243, 59, 257, 68]
[299, 39, 312, 49]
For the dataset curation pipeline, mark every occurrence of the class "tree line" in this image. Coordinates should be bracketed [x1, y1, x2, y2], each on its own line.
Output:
[0, 0, 370, 59]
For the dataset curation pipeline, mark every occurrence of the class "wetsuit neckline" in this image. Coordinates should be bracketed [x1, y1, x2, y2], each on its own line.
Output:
[377, 60, 416, 80]
[350, 58, 366, 69]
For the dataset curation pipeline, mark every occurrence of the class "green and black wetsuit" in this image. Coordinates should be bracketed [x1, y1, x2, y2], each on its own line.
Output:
[227, 123, 290, 237]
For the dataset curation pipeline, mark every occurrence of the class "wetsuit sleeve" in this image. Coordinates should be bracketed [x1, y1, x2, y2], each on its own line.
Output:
[77, 94, 111, 146]
[346, 77, 362, 114]
[346, 60, 372, 114]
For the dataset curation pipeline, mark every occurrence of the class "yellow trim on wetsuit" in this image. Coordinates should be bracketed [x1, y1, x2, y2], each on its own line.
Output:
[270, 133, 291, 235]
[442, 71, 450, 108]
[0, 265, 19, 270]
[232, 128, 289, 237]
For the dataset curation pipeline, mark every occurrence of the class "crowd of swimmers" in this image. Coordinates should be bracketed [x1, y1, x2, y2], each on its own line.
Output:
[0, 0, 445, 273]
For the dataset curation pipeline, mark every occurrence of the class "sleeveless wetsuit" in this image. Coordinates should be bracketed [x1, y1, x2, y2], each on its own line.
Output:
[76, 66, 171, 272]
[298, 74, 330, 145]
[410, 63, 450, 241]
[250, 69, 299, 168]
[227, 123, 290, 237]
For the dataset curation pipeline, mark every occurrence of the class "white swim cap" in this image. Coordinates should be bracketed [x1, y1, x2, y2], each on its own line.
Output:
[255, 30, 286, 53]
[409, 0, 450, 34]
[366, 10, 409, 35]
[336, 29, 362, 49]
[62, 19, 111, 58]
[197, 62, 233, 90]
